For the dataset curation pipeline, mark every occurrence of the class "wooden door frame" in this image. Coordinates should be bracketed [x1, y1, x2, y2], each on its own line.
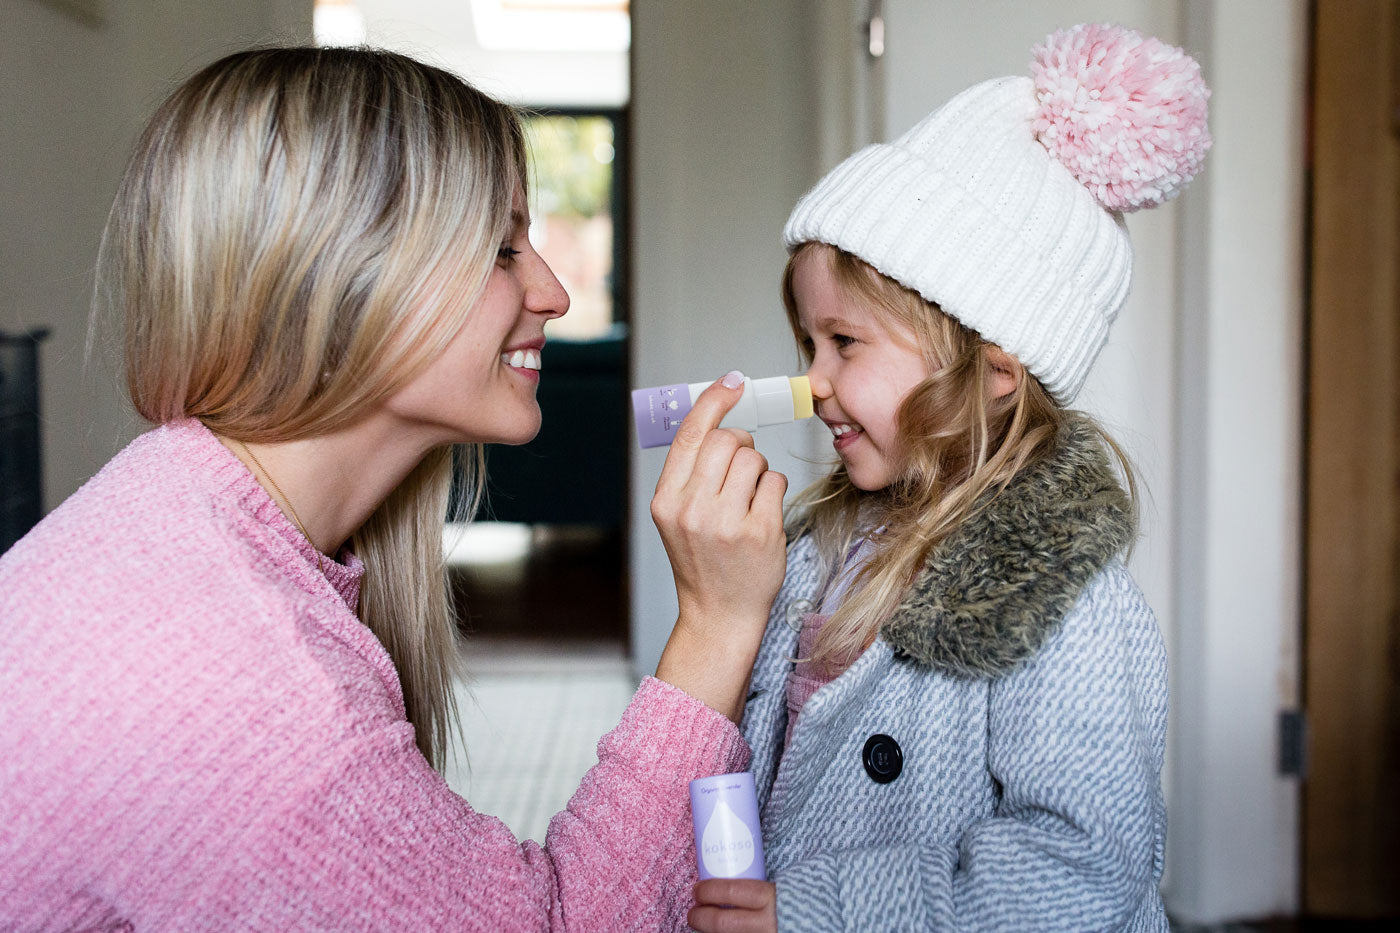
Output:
[1304, 0, 1400, 917]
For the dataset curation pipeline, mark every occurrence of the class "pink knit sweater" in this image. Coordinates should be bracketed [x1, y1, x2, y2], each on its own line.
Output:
[0, 420, 748, 931]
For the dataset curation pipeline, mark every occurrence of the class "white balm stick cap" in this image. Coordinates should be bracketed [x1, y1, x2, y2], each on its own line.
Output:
[752, 375, 811, 427]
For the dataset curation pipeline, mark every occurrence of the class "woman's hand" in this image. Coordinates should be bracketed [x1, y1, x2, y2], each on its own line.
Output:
[651, 373, 788, 721]
[689, 879, 778, 933]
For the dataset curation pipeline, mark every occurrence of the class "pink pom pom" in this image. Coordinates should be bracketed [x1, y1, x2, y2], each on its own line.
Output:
[1031, 23, 1211, 212]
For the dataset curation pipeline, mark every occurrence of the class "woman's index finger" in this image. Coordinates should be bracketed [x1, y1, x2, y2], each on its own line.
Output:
[655, 373, 747, 490]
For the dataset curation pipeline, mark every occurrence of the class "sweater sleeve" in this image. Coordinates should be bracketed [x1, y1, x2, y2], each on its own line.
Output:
[772, 573, 1168, 931]
[199, 676, 749, 931]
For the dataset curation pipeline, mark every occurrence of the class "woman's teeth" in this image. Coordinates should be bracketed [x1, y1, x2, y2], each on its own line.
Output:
[502, 349, 541, 370]
[830, 423, 861, 436]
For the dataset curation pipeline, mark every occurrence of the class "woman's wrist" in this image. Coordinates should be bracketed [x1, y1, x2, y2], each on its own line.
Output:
[654, 618, 762, 723]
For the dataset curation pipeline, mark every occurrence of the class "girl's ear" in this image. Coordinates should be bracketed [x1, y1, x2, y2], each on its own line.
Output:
[983, 345, 1020, 400]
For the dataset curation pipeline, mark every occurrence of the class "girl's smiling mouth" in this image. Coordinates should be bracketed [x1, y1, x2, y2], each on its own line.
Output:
[826, 420, 864, 450]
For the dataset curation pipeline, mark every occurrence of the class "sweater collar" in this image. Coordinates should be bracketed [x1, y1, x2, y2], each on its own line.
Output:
[880, 414, 1135, 678]
[168, 419, 366, 612]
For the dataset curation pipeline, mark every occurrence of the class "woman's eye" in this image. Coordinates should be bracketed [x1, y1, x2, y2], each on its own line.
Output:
[497, 246, 521, 264]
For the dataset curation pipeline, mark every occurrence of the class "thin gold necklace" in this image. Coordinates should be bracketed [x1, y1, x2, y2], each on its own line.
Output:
[238, 440, 325, 574]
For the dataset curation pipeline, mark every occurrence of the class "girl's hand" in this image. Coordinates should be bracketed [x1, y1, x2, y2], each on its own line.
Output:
[689, 879, 778, 933]
[651, 373, 789, 721]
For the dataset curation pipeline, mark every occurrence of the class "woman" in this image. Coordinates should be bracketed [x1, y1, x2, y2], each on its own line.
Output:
[0, 47, 787, 930]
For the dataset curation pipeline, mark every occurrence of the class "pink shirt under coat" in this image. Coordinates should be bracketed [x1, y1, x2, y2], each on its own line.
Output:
[0, 419, 748, 931]
[783, 535, 879, 746]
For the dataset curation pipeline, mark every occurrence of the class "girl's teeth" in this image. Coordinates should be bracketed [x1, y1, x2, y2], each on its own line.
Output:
[830, 423, 860, 436]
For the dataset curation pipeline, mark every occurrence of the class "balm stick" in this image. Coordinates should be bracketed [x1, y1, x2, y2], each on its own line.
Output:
[632, 375, 814, 448]
[689, 772, 767, 881]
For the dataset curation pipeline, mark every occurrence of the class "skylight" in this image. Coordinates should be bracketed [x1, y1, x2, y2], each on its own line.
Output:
[471, 0, 629, 52]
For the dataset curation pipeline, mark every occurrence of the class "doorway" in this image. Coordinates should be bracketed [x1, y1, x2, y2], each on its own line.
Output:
[313, 0, 632, 653]
[464, 106, 631, 648]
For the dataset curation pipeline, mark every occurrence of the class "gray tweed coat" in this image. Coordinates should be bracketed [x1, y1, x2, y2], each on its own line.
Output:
[740, 418, 1169, 931]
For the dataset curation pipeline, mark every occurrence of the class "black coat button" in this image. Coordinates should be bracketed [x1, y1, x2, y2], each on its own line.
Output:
[862, 733, 903, 783]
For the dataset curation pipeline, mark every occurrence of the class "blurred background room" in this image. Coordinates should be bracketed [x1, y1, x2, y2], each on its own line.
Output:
[3, 0, 1396, 926]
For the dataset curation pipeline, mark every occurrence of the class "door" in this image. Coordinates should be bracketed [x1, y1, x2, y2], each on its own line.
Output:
[1305, 0, 1400, 916]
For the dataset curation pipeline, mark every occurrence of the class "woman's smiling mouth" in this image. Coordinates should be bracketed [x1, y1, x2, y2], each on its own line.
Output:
[500, 340, 544, 382]
[500, 348, 541, 371]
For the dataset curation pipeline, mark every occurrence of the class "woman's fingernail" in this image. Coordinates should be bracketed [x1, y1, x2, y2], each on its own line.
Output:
[721, 371, 745, 389]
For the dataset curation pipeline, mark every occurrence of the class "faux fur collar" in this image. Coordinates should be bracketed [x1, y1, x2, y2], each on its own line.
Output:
[880, 415, 1135, 679]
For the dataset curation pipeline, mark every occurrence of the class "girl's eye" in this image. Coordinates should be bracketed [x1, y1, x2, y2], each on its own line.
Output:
[832, 333, 856, 350]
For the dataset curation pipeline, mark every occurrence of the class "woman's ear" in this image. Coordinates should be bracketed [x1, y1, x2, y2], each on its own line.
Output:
[983, 345, 1020, 400]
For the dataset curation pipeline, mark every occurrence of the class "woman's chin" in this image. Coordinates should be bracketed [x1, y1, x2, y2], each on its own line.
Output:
[499, 427, 541, 446]
[483, 412, 542, 446]
[439, 398, 543, 446]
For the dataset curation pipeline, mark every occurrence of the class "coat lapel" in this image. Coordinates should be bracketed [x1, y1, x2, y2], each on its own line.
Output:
[881, 414, 1136, 678]
[744, 535, 820, 814]
[759, 639, 896, 850]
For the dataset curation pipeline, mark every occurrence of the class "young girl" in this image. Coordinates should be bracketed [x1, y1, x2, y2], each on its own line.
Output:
[0, 48, 788, 929]
[687, 24, 1209, 933]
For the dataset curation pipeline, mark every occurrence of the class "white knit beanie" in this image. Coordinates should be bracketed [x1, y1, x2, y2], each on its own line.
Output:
[784, 24, 1211, 402]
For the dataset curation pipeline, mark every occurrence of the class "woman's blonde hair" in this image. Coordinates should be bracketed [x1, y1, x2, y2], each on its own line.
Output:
[783, 243, 1136, 673]
[97, 47, 526, 769]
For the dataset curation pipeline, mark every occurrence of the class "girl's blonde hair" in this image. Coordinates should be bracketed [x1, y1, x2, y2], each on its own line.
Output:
[782, 243, 1136, 672]
[97, 47, 526, 769]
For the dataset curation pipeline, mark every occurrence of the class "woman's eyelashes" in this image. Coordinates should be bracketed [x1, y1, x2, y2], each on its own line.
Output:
[497, 246, 521, 265]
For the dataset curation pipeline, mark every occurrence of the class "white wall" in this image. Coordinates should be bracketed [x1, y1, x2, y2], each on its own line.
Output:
[1, 0, 311, 511]
[881, 0, 1306, 922]
[1167, 0, 1306, 921]
[628, 0, 827, 677]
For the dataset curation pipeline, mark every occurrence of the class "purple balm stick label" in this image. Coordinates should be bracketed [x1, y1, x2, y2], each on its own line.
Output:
[632, 383, 694, 448]
[689, 772, 766, 880]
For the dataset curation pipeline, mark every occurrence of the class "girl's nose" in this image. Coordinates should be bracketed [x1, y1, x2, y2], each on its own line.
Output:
[806, 356, 833, 400]
[526, 254, 570, 319]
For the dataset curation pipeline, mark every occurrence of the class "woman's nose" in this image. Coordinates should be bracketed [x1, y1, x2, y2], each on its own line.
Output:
[526, 254, 570, 319]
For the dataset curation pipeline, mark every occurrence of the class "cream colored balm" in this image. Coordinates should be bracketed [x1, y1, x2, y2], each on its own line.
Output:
[631, 375, 814, 448]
